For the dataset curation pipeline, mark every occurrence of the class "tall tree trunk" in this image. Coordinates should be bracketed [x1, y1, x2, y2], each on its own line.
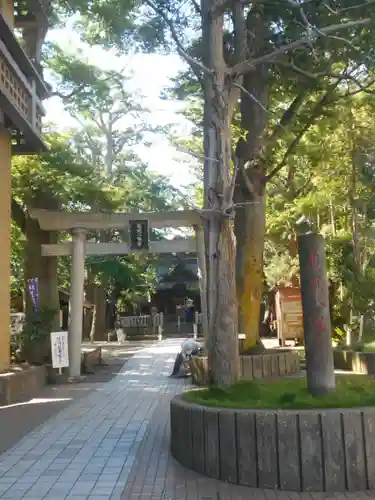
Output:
[93, 229, 111, 340]
[235, 181, 266, 350]
[350, 149, 360, 277]
[85, 274, 107, 341]
[24, 194, 60, 330]
[202, 0, 240, 385]
[104, 121, 114, 177]
[234, 11, 269, 351]
[94, 282, 107, 340]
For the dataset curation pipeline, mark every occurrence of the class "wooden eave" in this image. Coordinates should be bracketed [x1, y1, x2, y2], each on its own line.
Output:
[0, 12, 49, 97]
[1, 96, 46, 153]
[0, 11, 48, 153]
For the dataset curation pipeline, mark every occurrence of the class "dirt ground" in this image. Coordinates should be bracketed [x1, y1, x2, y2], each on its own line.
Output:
[0, 341, 153, 455]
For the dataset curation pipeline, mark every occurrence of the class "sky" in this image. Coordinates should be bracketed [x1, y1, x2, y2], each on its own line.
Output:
[44, 24, 197, 190]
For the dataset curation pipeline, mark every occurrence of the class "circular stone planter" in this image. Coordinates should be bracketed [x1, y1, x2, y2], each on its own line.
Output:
[190, 349, 299, 386]
[170, 395, 375, 492]
[334, 350, 375, 375]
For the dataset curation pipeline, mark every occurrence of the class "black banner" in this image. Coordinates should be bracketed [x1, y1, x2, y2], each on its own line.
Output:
[129, 220, 149, 250]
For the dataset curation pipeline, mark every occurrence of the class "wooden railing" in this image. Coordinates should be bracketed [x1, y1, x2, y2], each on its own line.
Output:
[0, 11, 47, 153]
[119, 313, 164, 330]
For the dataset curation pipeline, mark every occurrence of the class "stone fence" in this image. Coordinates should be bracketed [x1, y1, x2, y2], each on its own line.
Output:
[334, 350, 375, 375]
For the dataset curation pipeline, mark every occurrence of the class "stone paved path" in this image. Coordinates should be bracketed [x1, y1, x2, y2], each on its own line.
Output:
[0, 340, 374, 500]
[0, 341, 150, 455]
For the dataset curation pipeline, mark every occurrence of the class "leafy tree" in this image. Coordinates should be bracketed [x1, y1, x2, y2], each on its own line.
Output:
[45, 45, 160, 176]
[43, 48, 188, 337]
[44, 0, 375, 384]
[265, 92, 375, 341]
[156, 0, 375, 363]
[11, 131, 116, 324]
[11, 224, 25, 299]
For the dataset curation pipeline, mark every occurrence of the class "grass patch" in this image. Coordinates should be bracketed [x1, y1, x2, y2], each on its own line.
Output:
[184, 375, 375, 409]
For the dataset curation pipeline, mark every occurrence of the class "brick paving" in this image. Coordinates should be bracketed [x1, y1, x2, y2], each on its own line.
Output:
[0, 342, 149, 455]
[0, 340, 374, 500]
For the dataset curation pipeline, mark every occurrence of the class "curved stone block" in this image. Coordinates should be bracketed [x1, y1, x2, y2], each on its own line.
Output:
[333, 349, 375, 375]
[170, 396, 375, 492]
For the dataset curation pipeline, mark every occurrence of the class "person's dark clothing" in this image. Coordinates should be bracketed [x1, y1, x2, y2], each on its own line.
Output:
[170, 348, 200, 377]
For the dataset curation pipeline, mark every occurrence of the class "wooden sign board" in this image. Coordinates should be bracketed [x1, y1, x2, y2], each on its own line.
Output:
[129, 220, 149, 250]
[276, 287, 304, 345]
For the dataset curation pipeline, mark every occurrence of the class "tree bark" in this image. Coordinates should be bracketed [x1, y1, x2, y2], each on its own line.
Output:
[234, 11, 269, 350]
[94, 282, 107, 340]
[209, 218, 239, 385]
[235, 180, 266, 351]
[85, 272, 107, 341]
[24, 193, 60, 330]
[202, 0, 240, 385]
[84, 272, 95, 339]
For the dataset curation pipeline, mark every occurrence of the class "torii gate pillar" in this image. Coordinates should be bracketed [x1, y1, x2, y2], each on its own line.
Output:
[68, 228, 86, 378]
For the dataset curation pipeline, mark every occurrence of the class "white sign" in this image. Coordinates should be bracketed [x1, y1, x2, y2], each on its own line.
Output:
[10, 313, 25, 336]
[50, 331, 69, 369]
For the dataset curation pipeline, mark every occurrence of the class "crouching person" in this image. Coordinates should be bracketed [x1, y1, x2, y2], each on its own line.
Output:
[170, 338, 203, 378]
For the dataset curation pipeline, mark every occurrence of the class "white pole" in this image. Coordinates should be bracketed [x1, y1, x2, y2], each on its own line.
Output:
[359, 315, 364, 341]
[68, 228, 86, 378]
[195, 226, 208, 341]
[193, 323, 198, 339]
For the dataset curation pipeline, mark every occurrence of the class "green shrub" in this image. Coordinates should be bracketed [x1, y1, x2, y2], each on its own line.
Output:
[19, 306, 57, 364]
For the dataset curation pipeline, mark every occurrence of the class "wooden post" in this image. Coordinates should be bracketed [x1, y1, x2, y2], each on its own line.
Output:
[0, 124, 11, 372]
[195, 225, 208, 341]
[0, 0, 16, 376]
[298, 231, 335, 396]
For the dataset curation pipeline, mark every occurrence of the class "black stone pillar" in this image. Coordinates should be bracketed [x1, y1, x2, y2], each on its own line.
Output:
[298, 232, 335, 396]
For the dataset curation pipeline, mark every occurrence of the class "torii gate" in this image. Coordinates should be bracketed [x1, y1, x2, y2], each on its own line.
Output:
[29, 209, 208, 378]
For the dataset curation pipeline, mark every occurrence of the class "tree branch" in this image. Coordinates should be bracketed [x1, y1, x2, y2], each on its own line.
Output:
[266, 87, 337, 181]
[323, 0, 375, 15]
[268, 92, 307, 144]
[210, 0, 250, 17]
[144, 0, 213, 77]
[227, 0, 246, 114]
[232, 83, 306, 144]
[232, 82, 270, 117]
[276, 62, 375, 94]
[230, 19, 370, 76]
[191, 0, 201, 15]
[50, 84, 87, 100]
[295, 173, 313, 197]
